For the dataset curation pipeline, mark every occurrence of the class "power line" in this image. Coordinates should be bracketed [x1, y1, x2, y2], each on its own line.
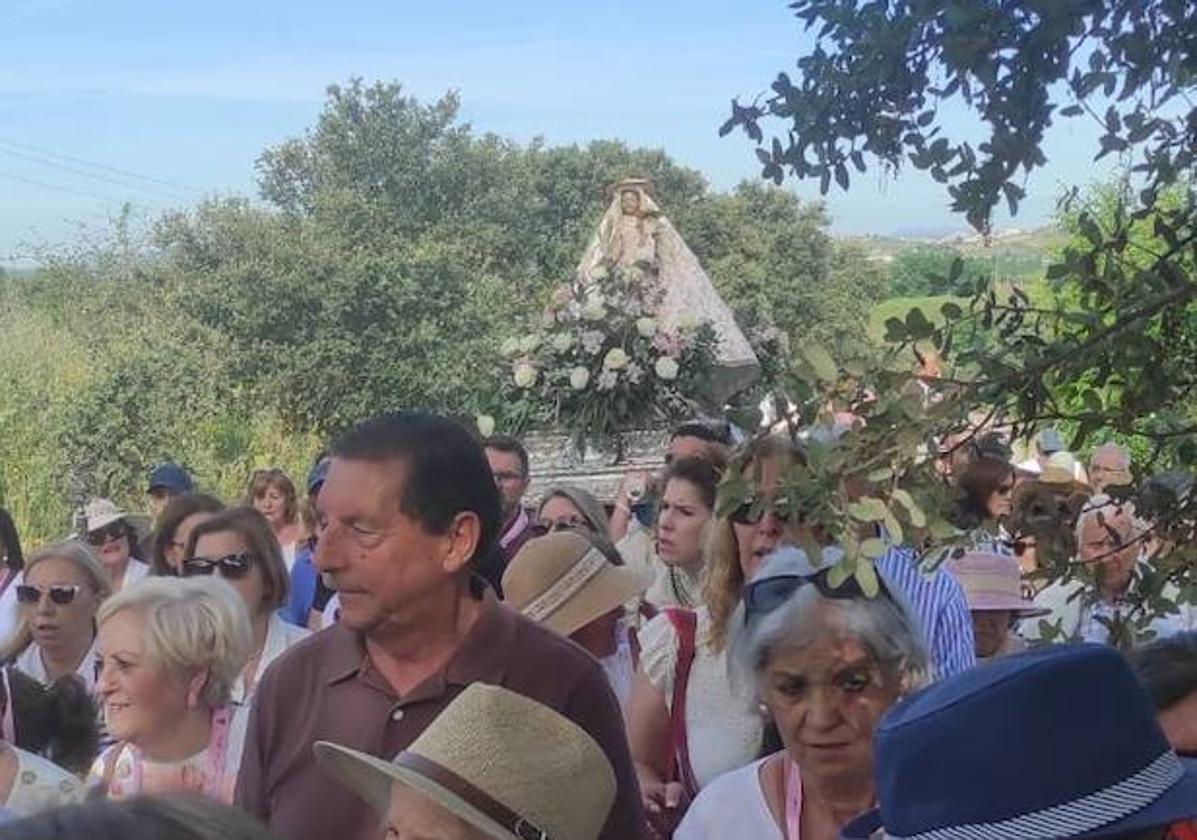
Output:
[0, 168, 170, 207]
[0, 145, 193, 202]
[0, 135, 203, 196]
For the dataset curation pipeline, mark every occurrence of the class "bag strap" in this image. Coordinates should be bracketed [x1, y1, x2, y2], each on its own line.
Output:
[663, 608, 700, 799]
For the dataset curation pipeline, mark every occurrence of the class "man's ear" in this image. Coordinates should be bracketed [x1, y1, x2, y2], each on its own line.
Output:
[441, 511, 483, 575]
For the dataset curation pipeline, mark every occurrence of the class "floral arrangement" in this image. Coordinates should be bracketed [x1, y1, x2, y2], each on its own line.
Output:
[486, 263, 718, 450]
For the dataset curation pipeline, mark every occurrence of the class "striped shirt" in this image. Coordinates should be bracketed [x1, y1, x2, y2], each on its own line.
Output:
[876, 546, 977, 680]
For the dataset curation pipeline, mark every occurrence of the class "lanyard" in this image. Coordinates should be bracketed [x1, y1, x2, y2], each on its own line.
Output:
[783, 758, 802, 840]
[128, 705, 232, 800]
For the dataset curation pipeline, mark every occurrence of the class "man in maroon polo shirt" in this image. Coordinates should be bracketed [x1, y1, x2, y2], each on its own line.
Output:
[235, 412, 644, 840]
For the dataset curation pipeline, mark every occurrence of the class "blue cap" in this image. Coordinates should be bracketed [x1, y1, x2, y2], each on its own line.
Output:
[307, 457, 331, 494]
[148, 463, 193, 494]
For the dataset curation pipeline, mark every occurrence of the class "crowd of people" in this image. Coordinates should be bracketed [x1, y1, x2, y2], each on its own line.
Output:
[0, 410, 1191, 839]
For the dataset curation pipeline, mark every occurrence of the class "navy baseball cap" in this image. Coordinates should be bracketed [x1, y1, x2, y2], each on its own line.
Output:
[147, 463, 193, 494]
[307, 457, 331, 494]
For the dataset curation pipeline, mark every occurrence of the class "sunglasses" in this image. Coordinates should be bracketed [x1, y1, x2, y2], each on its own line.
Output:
[183, 553, 254, 579]
[729, 495, 795, 527]
[537, 516, 592, 534]
[16, 584, 82, 606]
[87, 524, 128, 546]
[743, 567, 892, 622]
[1007, 539, 1035, 556]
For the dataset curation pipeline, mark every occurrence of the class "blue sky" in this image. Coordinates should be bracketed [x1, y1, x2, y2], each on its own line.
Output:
[1, 0, 1116, 264]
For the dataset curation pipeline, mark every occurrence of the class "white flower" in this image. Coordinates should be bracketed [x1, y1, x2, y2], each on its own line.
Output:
[500, 338, 520, 357]
[582, 295, 606, 321]
[636, 317, 657, 338]
[603, 348, 629, 370]
[514, 363, 538, 389]
[551, 333, 574, 353]
[581, 331, 605, 355]
[597, 370, 618, 391]
[475, 415, 496, 438]
[626, 362, 644, 384]
[518, 334, 542, 354]
[569, 367, 591, 390]
[655, 357, 680, 381]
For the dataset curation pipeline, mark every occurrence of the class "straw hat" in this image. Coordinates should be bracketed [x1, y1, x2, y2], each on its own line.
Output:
[315, 683, 617, 840]
[946, 551, 1049, 618]
[81, 498, 151, 539]
[501, 532, 650, 637]
[1038, 452, 1090, 494]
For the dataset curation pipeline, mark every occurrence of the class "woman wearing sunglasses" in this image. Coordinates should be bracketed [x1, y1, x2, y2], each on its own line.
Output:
[536, 486, 612, 541]
[629, 435, 802, 837]
[81, 499, 151, 593]
[182, 508, 308, 776]
[2, 541, 110, 692]
[91, 576, 250, 803]
[676, 549, 928, 840]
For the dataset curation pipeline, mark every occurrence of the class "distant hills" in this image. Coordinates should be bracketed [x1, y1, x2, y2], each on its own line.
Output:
[839, 224, 1068, 264]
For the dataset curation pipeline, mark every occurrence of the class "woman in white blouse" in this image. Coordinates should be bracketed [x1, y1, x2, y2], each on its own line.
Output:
[2, 541, 110, 693]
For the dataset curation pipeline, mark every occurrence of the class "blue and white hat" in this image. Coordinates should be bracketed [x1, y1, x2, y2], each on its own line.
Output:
[843, 644, 1197, 839]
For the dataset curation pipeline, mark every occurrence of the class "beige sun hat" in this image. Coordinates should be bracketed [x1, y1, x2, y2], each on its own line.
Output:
[81, 498, 152, 539]
[1038, 452, 1090, 494]
[314, 683, 617, 840]
[501, 531, 650, 637]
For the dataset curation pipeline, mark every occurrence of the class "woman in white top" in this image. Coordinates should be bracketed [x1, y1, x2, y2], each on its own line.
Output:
[0, 510, 24, 648]
[0, 666, 97, 815]
[81, 499, 151, 593]
[181, 507, 308, 774]
[629, 436, 802, 835]
[4, 541, 110, 693]
[245, 469, 305, 574]
[676, 549, 928, 840]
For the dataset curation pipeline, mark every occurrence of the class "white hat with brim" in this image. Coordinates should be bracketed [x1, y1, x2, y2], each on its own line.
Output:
[314, 683, 617, 840]
[83, 498, 151, 539]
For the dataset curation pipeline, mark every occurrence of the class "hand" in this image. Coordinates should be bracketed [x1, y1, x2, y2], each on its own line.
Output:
[642, 779, 688, 836]
[617, 471, 649, 506]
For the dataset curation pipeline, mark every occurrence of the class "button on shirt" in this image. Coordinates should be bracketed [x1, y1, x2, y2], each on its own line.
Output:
[234, 597, 644, 840]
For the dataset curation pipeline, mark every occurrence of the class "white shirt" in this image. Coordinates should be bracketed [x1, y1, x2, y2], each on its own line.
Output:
[1030, 565, 1197, 644]
[14, 638, 99, 692]
[4, 744, 85, 817]
[114, 559, 150, 592]
[0, 572, 23, 648]
[639, 608, 763, 789]
[676, 758, 780, 840]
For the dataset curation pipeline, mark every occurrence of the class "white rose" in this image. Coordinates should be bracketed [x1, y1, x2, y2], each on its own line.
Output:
[655, 357, 679, 381]
[569, 367, 591, 390]
[636, 317, 657, 338]
[582, 295, 606, 321]
[514, 363, 538, 389]
[551, 333, 574, 353]
[475, 415, 496, 438]
[603, 348, 629, 370]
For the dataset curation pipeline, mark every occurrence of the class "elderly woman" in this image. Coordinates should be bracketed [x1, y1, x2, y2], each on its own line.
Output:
[245, 470, 304, 573]
[149, 494, 226, 577]
[83, 499, 151, 592]
[503, 530, 650, 709]
[946, 551, 1049, 659]
[629, 436, 800, 834]
[536, 486, 611, 540]
[90, 577, 251, 803]
[3, 541, 110, 692]
[182, 507, 308, 772]
[676, 549, 928, 840]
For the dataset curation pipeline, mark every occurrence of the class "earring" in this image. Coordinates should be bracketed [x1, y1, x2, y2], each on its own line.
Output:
[757, 702, 771, 719]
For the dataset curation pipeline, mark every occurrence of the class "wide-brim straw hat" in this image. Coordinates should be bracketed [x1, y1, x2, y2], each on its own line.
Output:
[315, 683, 617, 840]
[82, 498, 151, 539]
[945, 550, 1049, 618]
[501, 532, 650, 637]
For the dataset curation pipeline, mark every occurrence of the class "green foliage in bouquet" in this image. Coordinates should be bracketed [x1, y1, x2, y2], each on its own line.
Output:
[491, 262, 718, 451]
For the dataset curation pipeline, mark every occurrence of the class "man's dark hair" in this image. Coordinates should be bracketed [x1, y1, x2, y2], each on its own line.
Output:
[671, 419, 734, 447]
[0, 507, 23, 571]
[334, 413, 502, 566]
[1128, 631, 1197, 712]
[482, 435, 530, 478]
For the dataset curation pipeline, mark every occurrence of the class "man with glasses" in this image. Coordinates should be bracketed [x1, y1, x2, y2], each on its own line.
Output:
[482, 435, 534, 593]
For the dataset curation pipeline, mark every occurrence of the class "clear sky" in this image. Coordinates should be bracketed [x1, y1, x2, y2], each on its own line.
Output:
[1, 0, 1118, 264]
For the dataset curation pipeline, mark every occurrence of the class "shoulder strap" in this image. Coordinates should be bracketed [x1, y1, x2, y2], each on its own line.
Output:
[663, 608, 700, 798]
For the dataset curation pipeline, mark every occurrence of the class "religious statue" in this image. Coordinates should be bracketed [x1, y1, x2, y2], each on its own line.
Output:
[593, 179, 663, 274]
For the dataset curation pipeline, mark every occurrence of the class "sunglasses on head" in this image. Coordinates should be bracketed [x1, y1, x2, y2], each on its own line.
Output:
[16, 584, 82, 606]
[742, 566, 892, 622]
[729, 495, 795, 527]
[87, 524, 128, 546]
[183, 553, 254, 579]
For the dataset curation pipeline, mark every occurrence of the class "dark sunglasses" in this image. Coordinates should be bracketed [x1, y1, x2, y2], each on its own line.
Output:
[87, 524, 128, 546]
[183, 553, 254, 579]
[1008, 539, 1035, 556]
[743, 567, 892, 622]
[729, 495, 795, 527]
[16, 584, 82, 606]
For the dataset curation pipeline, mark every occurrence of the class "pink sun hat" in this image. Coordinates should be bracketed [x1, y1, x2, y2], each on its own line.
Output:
[946, 551, 1050, 617]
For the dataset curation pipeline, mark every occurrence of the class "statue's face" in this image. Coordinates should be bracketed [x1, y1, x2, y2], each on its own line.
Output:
[620, 189, 639, 214]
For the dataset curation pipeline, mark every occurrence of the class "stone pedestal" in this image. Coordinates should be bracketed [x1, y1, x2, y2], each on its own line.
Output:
[524, 429, 668, 505]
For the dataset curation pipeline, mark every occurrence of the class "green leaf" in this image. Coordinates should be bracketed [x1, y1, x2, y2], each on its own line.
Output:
[848, 497, 888, 522]
[883, 510, 905, 544]
[855, 561, 880, 598]
[940, 302, 963, 320]
[801, 343, 838, 382]
[890, 488, 927, 528]
[861, 538, 888, 559]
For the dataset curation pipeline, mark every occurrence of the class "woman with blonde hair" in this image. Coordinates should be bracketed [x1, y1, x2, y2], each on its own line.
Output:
[3, 541, 110, 692]
[89, 576, 251, 803]
[629, 434, 803, 836]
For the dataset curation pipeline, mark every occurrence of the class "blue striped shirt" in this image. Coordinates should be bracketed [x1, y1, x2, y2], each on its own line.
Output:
[876, 545, 976, 680]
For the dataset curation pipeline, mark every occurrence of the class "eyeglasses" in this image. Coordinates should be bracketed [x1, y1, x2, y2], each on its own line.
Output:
[16, 584, 82, 606]
[742, 567, 892, 622]
[182, 553, 254, 579]
[87, 524, 128, 546]
[537, 515, 592, 534]
[492, 471, 526, 485]
[1008, 539, 1035, 556]
[729, 495, 795, 527]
